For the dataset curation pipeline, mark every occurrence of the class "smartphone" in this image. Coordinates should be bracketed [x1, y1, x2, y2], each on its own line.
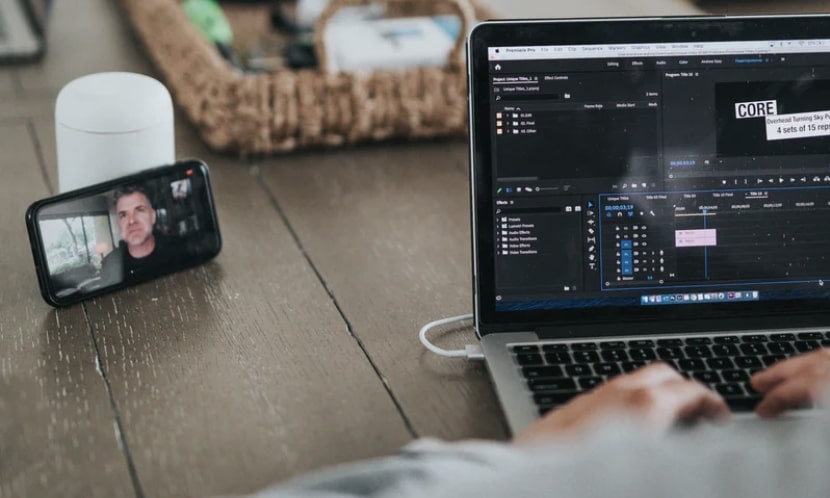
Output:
[26, 159, 222, 307]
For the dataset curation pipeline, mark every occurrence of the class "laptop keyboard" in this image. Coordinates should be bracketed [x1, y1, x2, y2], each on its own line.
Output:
[511, 332, 830, 416]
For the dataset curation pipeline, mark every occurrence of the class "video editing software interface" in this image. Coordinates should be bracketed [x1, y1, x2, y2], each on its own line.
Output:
[488, 39, 830, 312]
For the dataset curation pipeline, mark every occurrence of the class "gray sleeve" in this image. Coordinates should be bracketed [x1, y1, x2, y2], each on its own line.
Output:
[244, 412, 830, 498]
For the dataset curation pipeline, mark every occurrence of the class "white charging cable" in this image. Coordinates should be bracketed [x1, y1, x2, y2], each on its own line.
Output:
[418, 313, 484, 360]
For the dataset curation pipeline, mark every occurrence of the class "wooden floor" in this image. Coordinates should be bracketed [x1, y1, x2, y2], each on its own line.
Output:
[1, 0, 827, 496]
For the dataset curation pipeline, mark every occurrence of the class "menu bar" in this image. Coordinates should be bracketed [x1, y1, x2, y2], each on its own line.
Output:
[489, 40, 830, 60]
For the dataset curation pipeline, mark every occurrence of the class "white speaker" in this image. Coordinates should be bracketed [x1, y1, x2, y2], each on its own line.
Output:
[55, 72, 175, 192]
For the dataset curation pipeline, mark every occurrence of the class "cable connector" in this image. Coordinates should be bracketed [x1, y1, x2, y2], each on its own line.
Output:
[464, 343, 484, 361]
[419, 313, 483, 360]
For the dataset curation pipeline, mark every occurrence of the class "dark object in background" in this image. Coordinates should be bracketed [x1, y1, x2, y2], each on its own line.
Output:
[283, 32, 317, 68]
[26, 160, 222, 307]
[0, 0, 50, 63]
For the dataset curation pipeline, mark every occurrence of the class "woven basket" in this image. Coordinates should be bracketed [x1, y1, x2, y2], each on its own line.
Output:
[119, 0, 496, 154]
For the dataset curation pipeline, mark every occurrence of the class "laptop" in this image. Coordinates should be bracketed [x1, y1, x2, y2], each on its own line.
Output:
[467, 14, 830, 433]
[0, 0, 47, 63]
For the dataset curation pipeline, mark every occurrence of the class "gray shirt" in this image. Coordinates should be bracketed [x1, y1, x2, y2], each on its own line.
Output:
[244, 411, 830, 498]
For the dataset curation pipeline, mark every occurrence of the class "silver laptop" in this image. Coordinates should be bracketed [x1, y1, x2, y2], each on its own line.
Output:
[0, 0, 46, 62]
[467, 15, 830, 433]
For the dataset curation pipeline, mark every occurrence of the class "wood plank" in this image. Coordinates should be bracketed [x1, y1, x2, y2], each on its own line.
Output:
[256, 143, 509, 441]
[0, 94, 54, 121]
[31, 117, 413, 497]
[0, 71, 16, 93]
[0, 123, 134, 497]
[15, 0, 154, 92]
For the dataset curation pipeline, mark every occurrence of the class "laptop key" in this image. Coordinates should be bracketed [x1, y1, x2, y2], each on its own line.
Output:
[629, 348, 657, 361]
[762, 354, 786, 367]
[740, 343, 768, 356]
[678, 359, 706, 371]
[571, 342, 599, 351]
[628, 339, 655, 348]
[595, 362, 622, 377]
[522, 366, 564, 379]
[797, 332, 824, 341]
[767, 342, 795, 354]
[715, 383, 745, 397]
[622, 361, 646, 372]
[713, 336, 740, 344]
[528, 378, 577, 392]
[771, 333, 796, 342]
[657, 347, 684, 360]
[572, 351, 600, 363]
[721, 369, 749, 383]
[724, 395, 763, 412]
[512, 345, 539, 354]
[706, 357, 735, 370]
[534, 391, 580, 406]
[565, 364, 592, 377]
[735, 356, 763, 368]
[545, 352, 572, 364]
[578, 377, 604, 390]
[600, 341, 626, 349]
[601, 349, 628, 362]
[684, 345, 712, 358]
[712, 344, 739, 357]
[685, 337, 712, 345]
[692, 371, 721, 385]
[795, 341, 820, 353]
[657, 338, 684, 347]
[542, 344, 568, 353]
[741, 334, 769, 343]
[516, 353, 543, 366]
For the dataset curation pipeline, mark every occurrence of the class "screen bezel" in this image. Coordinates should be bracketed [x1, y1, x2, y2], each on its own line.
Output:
[26, 159, 222, 307]
[468, 15, 830, 335]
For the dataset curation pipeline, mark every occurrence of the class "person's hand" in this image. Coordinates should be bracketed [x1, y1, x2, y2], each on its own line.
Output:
[751, 347, 830, 418]
[513, 363, 730, 445]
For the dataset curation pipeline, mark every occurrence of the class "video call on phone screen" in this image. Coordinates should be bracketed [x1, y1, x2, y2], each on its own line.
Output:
[35, 166, 220, 300]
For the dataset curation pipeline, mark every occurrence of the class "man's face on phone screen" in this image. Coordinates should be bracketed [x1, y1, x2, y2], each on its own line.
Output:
[116, 192, 156, 247]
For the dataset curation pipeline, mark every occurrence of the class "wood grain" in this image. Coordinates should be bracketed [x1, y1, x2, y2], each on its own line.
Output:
[14, 0, 154, 92]
[26, 117, 414, 497]
[0, 123, 134, 497]
[0, 95, 54, 121]
[256, 143, 509, 441]
[0, 72, 15, 93]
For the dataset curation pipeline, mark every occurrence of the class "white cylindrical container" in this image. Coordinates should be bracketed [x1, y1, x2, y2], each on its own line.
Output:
[55, 72, 175, 192]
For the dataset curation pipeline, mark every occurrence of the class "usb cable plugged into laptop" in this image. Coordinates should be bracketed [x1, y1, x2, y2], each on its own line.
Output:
[418, 313, 484, 360]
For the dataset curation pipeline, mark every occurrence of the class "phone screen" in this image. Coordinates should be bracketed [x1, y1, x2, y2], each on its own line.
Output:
[27, 160, 221, 306]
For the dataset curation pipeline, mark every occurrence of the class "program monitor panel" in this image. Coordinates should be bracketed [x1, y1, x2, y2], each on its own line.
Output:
[487, 39, 830, 312]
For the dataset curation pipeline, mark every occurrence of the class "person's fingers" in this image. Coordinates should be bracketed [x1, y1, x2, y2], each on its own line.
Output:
[752, 348, 830, 394]
[754, 379, 816, 418]
[674, 381, 732, 425]
[614, 361, 682, 388]
[751, 354, 814, 393]
[632, 378, 730, 430]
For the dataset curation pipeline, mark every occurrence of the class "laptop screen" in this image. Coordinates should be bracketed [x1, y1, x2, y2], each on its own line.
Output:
[469, 17, 830, 328]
